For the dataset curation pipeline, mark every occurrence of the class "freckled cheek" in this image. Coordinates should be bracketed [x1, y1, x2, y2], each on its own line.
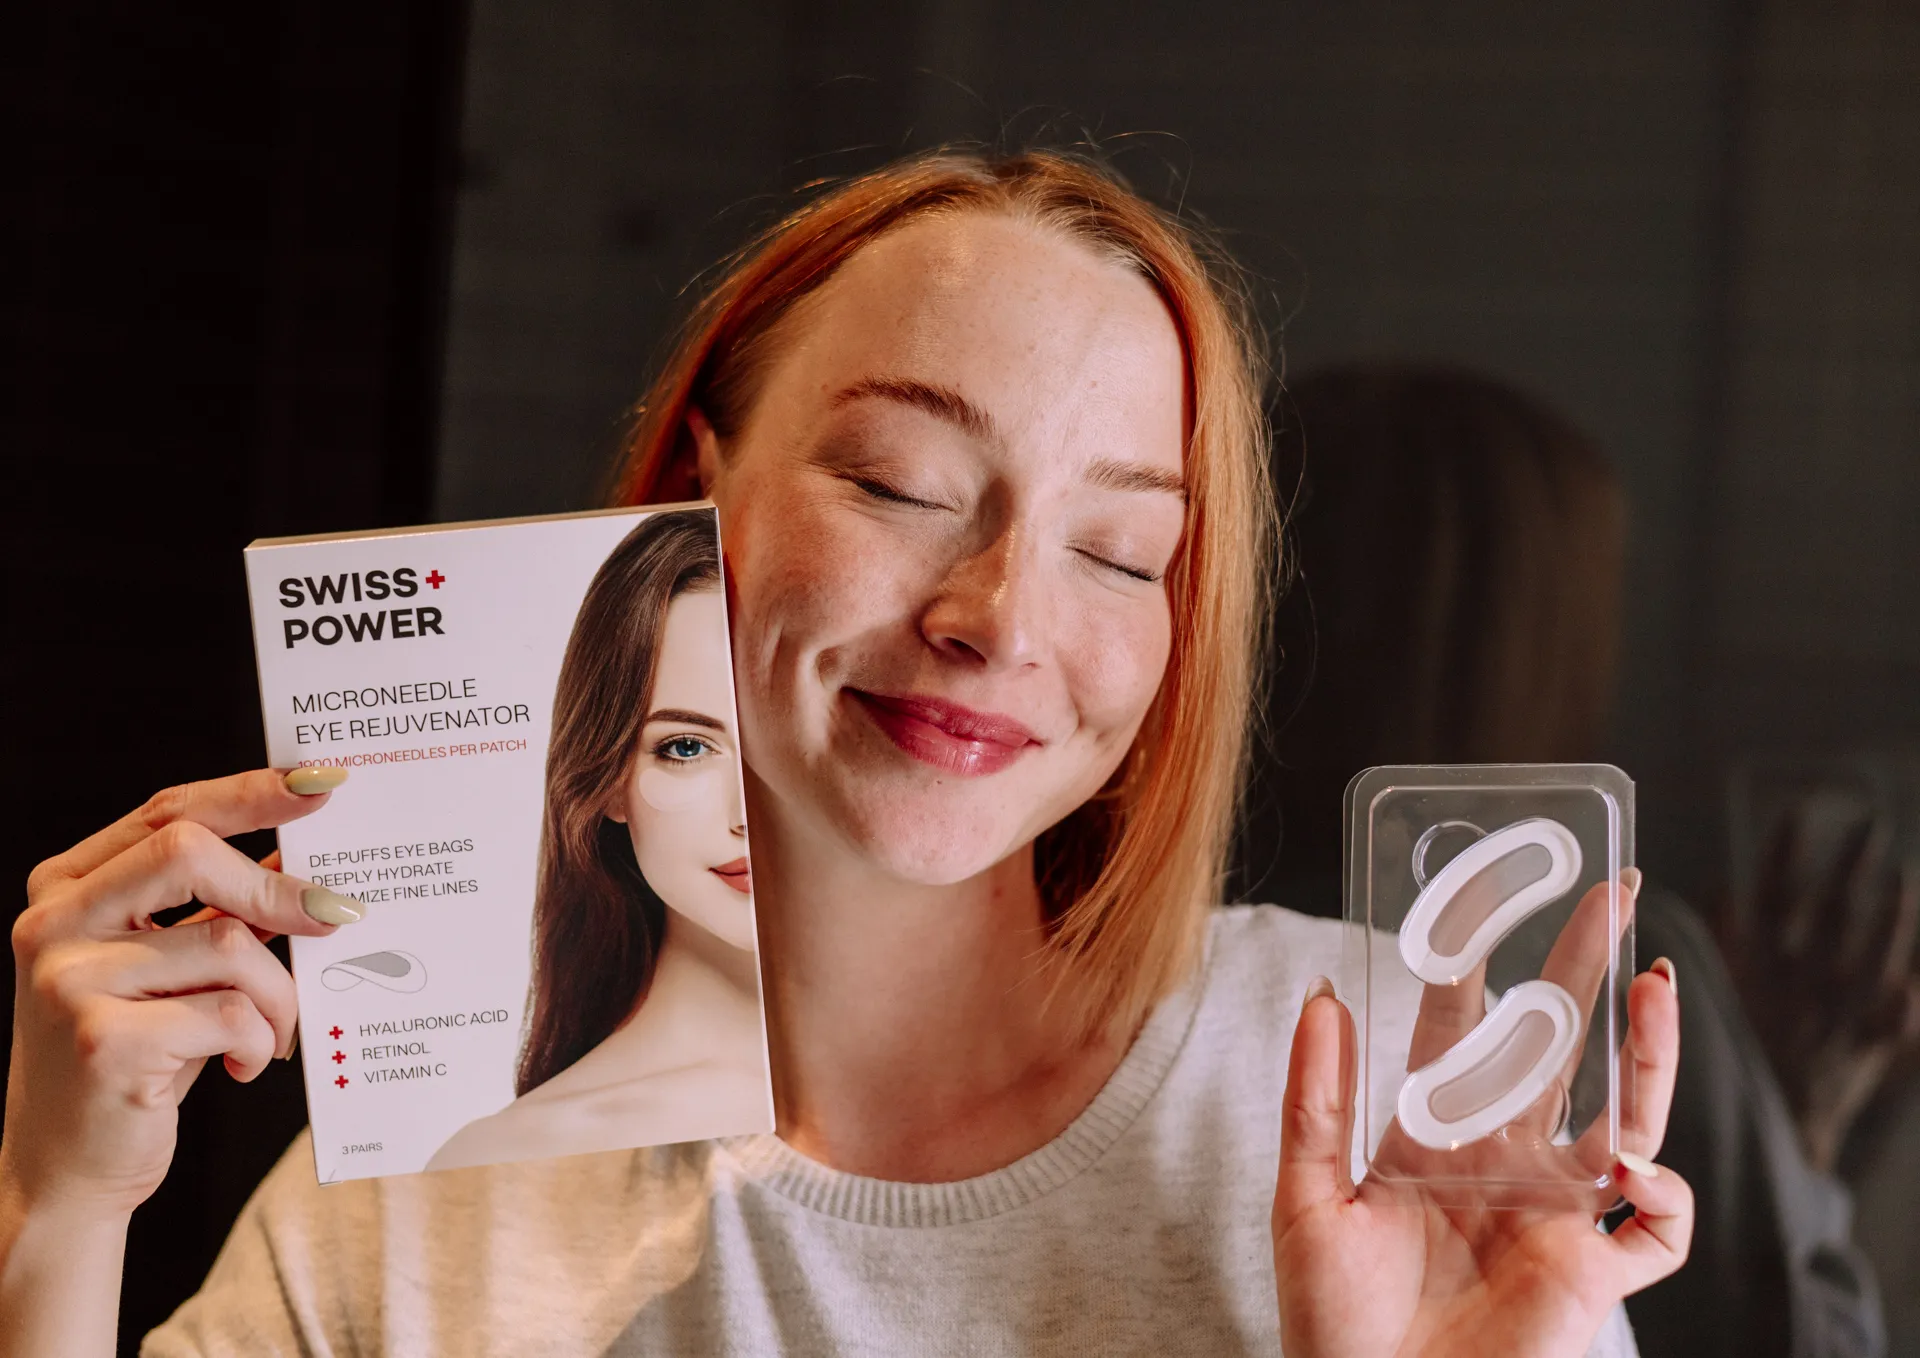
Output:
[1060, 607, 1172, 741]
[732, 509, 931, 684]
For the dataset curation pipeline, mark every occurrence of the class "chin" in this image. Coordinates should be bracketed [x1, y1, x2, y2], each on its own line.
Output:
[672, 890, 759, 952]
[824, 780, 1042, 886]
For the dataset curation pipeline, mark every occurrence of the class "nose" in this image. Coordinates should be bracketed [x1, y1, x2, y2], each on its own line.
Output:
[725, 748, 747, 838]
[920, 519, 1044, 670]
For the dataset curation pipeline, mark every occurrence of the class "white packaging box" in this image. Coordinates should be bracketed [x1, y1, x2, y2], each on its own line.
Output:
[245, 504, 773, 1183]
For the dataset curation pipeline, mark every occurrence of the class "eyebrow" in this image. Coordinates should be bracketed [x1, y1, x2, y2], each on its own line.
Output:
[830, 376, 999, 443]
[1086, 458, 1187, 501]
[831, 374, 1186, 501]
[642, 708, 729, 733]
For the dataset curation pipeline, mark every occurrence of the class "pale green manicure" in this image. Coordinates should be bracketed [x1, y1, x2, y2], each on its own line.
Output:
[285, 766, 349, 796]
[302, 887, 365, 925]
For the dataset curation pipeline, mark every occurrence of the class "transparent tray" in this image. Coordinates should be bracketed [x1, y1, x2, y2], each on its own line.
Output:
[1342, 764, 1634, 1209]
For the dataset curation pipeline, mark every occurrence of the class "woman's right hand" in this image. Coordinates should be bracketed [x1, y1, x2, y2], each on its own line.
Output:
[3, 768, 359, 1225]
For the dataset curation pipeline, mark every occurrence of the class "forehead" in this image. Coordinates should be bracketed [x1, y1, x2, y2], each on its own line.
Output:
[758, 212, 1188, 467]
[651, 589, 730, 698]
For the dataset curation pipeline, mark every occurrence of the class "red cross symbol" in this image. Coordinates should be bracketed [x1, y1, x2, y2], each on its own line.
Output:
[425, 569, 446, 589]
[334, 1075, 349, 1089]
[331, 1050, 346, 1065]
[329, 1026, 342, 1040]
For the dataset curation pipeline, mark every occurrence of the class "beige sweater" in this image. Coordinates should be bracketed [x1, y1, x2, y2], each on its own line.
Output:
[144, 906, 1637, 1356]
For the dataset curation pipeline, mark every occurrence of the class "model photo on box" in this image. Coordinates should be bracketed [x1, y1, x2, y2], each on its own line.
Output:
[428, 509, 771, 1169]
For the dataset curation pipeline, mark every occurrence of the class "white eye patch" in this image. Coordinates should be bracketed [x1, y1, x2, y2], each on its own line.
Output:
[1397, 979, 1581, 1150]
[321, 950, 429, 994]
[1398, 817, 1583, 985]
[637, 764, 725, 816]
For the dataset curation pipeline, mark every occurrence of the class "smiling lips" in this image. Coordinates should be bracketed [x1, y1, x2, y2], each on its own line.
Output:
[849, 690, 1041, 776]
[710, 857, 751, 895]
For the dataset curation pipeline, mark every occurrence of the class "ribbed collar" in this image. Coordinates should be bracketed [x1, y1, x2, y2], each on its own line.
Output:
[716, 935, 1212, 1228]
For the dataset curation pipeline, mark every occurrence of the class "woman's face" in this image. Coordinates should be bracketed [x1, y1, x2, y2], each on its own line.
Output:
[705, 211, 1188, 885]
[609, 586, 756, 951]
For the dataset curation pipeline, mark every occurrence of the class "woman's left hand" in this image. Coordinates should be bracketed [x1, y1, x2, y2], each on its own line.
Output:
[1271, 879, 1692, 1357]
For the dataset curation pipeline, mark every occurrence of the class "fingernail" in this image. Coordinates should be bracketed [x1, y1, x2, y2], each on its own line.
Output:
[285, 766, 348, 796]
[1650, 955, 1677, 1000]
[302, 887, 365, 925]
[1621, 867, 1643, 900]
[1302, 975, 1335, 1014]
[280, 1024, 301, 1062]
[1616, 1150, 1660, 1179]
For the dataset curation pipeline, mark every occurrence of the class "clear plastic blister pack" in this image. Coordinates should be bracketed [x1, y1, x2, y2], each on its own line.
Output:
[1342, 764, 1634, 1210]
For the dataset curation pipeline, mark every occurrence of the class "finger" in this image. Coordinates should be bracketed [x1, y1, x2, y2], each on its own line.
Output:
[83, 989, 279, 1098]
[1539, 874, 1636, 1064]
[164, 990, 280, 1084]
[77, 820, 359, 940]
[29, 768, 345, 893]
[1275, 977, 1357, 1232]
[1406, 961, 1487, 1070]
[1574, 964, 1680, 1173]
[1602, 1154, 1694, 1294]
[61, 916, 300, 1060]
[173, 903, 279, 945]
[1525, 874, 1639, 1143]
[1618, 964, 1681, 1158]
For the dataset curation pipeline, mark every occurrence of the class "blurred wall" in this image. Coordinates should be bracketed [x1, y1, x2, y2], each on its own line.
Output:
[8, 5, 466, 1350]
[427, 0, 1918, 908]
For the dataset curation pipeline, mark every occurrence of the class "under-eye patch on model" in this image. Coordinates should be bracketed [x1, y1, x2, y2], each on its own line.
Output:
[637, 764, 725, 815]
[321, 950, 428, 993]
[1397, 817, 1584, 985]
[1397, 979, 1582, 1150]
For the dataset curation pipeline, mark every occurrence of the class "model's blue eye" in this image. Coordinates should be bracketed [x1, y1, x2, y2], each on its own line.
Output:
[659, 736, 711, 762]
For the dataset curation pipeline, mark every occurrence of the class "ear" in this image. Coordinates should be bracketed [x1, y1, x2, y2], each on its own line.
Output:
[686, 404, 723, 497]
[604, 771, 631, 825]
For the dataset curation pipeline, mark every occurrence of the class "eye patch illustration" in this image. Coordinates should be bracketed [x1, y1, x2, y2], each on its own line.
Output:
[1397, 978, 1582, 1150]
[321, 950, 428, 994]
[1397, 817, 1584, 985]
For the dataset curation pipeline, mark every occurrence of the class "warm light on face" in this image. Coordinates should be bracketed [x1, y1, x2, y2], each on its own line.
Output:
[610, 588, 756, 950]
[707, 212, 1188, 887]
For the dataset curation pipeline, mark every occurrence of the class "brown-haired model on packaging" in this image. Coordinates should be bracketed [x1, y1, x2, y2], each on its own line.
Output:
[427, 507, 772, 1172]
[6, 151, 1688, 1357]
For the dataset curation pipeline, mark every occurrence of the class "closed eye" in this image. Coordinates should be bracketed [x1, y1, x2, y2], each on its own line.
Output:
[846, 473, 948, 511]
[1074, 547, 1163, 584]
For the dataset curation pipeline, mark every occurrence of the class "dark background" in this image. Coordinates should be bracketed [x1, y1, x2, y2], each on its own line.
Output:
[7, 1, 1916, 1352]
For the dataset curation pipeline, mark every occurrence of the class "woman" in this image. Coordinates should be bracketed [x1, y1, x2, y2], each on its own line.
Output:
[428, 508, 772, 1172]
[1, 151, 1688, 1356]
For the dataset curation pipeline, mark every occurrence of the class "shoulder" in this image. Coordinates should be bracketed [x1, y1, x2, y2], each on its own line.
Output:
[1205, 902, 1351, 980]
[1182, 906, 1425, 1173]
[1201, 904, 1423, 1025]
[1205, 901, 1424, 1002]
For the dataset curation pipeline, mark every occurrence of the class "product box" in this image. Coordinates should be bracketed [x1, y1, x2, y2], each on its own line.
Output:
[244, 504, 773, 1183]
[1342, 764, 1634, 1209]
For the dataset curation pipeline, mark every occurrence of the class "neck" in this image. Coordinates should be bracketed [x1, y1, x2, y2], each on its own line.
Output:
[659, 905, 762, 999]
[747, 779, 1126, 1182]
